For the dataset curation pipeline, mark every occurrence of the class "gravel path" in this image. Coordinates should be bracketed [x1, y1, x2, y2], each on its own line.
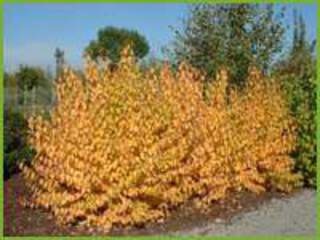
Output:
[4, 174, 317, 236]
[174, 189, 316, 236]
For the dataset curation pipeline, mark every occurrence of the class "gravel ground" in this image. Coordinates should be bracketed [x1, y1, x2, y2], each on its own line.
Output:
[174, 189, 316, 236]
[4, 174, 317, 236]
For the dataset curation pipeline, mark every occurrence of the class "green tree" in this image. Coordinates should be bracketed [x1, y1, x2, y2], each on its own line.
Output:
[14, 65, 53, 106]
[85, 26, 150, 64]
[171, 4, 286, 87]
[15, 65, 49, 91]
[4, 72, 18, 109]
[276, 9, 315, 79]
[4, 72, 15, 88]
[274, 10, 316, 187]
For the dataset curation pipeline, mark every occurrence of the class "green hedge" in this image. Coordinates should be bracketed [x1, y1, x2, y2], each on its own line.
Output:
[4, 109, 35, 180]
[281, 74, 316, 187]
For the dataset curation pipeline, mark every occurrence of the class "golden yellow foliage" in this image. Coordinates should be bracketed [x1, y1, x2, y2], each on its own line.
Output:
[21, 46, 301, 229]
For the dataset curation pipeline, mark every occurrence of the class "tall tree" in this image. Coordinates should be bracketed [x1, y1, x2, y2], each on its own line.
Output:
[84, 26, 149, 64]
[276, 10, 315, 79]
[171, 4, 286, 87]
[55, 48, 65, 78]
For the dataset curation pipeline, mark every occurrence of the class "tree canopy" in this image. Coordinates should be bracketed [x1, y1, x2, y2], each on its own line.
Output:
[171, 4, 286, 86]
[15, 65, 49, 91]
[85, 26, 150, 64]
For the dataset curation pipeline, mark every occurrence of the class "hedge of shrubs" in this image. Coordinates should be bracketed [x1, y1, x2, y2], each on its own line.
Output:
[19, 47, 301, 229]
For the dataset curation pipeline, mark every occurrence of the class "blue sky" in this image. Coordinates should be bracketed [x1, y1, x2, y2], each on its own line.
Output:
[4, 3, 317, 72]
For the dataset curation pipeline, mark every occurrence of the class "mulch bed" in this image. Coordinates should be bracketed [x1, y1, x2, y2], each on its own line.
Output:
[4, 173, 297, 236]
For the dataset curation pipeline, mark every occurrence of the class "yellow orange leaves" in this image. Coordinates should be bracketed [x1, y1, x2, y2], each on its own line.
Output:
[21, 45, 300, 230]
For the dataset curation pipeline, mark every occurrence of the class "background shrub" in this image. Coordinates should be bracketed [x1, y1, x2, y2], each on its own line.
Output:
[4, 109, 34, 180]
[278, 74, 316, 187]
[274, 10, 316, 187]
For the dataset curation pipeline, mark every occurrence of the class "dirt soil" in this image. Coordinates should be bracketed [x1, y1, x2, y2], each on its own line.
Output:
[4, 173, 296, 236]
